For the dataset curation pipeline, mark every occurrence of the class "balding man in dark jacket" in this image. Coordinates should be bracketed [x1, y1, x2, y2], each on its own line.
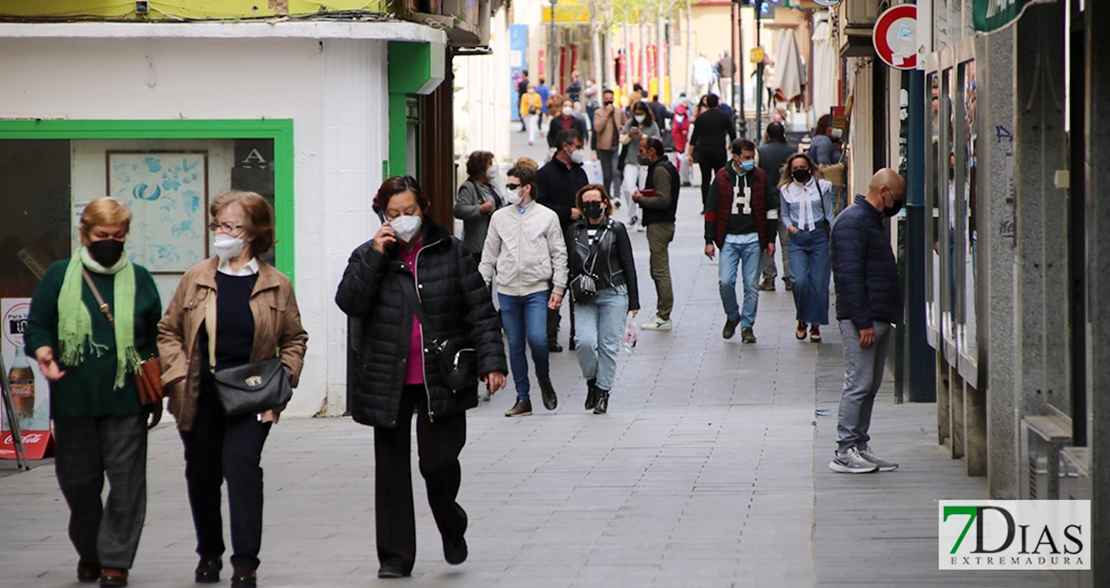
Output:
[828, 169, 905, 475]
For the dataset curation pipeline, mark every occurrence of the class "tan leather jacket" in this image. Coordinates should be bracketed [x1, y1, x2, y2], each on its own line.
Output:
[593, 105, 627, 151]
[157, 257, 308, 431]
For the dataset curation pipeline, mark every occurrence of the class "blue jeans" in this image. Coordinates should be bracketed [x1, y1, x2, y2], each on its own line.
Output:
[573, 285, 629, 391]
[787, 227, 831, 325]
[498, 291, 551, 400]
[718, 238, 762, 329]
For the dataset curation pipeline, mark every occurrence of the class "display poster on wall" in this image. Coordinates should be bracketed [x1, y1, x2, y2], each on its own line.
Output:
[107, 151, 209, 273]
[1, 298, 53, 460]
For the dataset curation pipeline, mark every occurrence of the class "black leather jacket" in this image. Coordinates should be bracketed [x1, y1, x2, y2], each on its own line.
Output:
[565, 216, 640, 311]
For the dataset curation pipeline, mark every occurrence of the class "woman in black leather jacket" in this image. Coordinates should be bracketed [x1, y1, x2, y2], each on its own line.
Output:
[335, 176, 507, 579]
[567, 183, 639, 414]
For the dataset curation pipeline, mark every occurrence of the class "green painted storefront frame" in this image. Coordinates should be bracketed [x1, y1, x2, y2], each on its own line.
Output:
[0, 119, 296, 282]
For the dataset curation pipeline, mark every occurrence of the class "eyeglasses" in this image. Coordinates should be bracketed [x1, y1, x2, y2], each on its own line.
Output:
[208, 222, 244, 233]
[506, 183, 521, 191]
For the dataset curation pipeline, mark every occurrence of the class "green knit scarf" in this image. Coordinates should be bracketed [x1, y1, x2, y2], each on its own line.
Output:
[57, 247, 140, 389]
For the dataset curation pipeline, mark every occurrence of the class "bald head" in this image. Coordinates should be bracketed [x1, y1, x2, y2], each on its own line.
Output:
[866, 168, 906, 212]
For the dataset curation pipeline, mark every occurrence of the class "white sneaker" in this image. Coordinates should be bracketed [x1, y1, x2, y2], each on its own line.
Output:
[640, 315, 672, 331]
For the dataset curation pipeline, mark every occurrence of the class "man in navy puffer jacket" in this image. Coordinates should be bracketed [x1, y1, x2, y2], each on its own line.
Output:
[828, 169, 905, 474]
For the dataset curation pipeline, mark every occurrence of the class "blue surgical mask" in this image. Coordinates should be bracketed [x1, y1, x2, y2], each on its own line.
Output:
[740, 160, 755, 172]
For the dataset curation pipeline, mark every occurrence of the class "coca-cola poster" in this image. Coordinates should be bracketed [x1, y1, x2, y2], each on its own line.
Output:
[2, 298, 53, 460]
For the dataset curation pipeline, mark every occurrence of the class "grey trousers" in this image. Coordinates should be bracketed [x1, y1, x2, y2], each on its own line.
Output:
[54, 414, 148, 569]
[761, 220, 792, 282]
[835, 321, 892, 453]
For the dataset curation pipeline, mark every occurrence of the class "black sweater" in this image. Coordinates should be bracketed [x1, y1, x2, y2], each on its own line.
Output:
[200, 272, 257, 391]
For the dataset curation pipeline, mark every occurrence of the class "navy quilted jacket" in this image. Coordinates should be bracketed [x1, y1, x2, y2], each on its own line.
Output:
[335, 218, 507, 428]
[830, 195, 903, 328]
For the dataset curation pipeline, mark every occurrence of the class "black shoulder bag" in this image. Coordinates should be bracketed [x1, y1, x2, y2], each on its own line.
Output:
[206, 290, 293, 417]
[399, 274, 479, 392]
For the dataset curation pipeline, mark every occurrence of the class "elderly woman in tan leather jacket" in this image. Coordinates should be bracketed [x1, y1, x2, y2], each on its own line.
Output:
[157, 191, 307, 588]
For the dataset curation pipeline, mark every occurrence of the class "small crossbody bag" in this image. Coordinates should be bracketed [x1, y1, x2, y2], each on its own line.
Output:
[81, 269, 164, 405]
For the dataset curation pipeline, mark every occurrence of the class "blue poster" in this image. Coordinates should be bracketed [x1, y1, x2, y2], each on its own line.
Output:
[510, 24, 529, 121]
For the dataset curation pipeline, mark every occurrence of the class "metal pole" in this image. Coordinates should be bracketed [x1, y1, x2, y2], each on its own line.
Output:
[735, 0, 745, 136]
[754, 3, 762, 139]
[550, 0, 557, 88]
[904, 67, 936, 402]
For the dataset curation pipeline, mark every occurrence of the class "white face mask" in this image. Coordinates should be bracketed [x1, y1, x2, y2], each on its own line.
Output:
[486, 163, 499, 182]
[390, 215, 422, 243]
[635, 114, 646, 123]
[214, 233, 247, 262]
[570, 149, 586, 164]
[562, 106, 573, 117]
[505, 186, 524, 206]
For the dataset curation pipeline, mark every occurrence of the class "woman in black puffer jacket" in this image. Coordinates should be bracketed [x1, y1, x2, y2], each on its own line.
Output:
[566, 183, 639, 415]
[335, 176, 507, 580]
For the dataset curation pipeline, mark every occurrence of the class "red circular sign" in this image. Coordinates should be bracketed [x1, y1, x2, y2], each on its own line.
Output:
[873, 4, 918, 70]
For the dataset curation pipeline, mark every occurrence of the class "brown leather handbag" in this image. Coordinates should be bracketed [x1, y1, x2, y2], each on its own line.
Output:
[81, 269, 164, 405]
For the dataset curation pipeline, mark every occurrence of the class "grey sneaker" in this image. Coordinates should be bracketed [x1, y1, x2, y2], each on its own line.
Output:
[722, 317, 741, 339]
[740, 327, 756, 343]
[858, 446, 898, 471]
[505, 398, 532, 417]
[641, 315, 672, 331]
[828, 447, 879, 474]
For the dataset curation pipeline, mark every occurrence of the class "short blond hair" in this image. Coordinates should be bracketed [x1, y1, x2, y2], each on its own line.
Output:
[79, 197, 132, 240]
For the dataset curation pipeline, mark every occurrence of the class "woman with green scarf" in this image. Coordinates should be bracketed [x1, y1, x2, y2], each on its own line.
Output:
[25, 196, 163, 588]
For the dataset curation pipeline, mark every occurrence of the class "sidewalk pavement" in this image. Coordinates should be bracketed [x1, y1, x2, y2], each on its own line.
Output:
[0, 134, 1060, 586]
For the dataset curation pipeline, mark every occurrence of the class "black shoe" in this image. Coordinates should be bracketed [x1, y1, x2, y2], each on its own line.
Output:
[722, 317, 741, 339]
[548, 340, 563, 352]
[99, 568, 128, 588]
[593, 389, 609, 414]
[195, 557, 222, 583]
[584, 378, 598, 410]
[505, 398, 532, 417]
[230, 565, 256, 588]
[444, 536, 468, 565]
[377, 564, 410, 579]
[77, 562, 101, 583]
[540, 381, 558, 410]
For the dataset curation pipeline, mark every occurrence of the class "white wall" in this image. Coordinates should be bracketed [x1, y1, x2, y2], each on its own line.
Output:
[454, 8, 512, 164]
[0, 33, 399, 418]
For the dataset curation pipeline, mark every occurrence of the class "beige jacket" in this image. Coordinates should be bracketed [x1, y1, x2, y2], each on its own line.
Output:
[593, 105, 627, 151]
[157, 257, 308, 431]
[478, 202, 568, 297]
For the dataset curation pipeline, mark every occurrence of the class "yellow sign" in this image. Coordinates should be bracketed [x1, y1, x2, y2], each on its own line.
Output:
[541, 3, 589, 24]
[750, 47, 764, 63]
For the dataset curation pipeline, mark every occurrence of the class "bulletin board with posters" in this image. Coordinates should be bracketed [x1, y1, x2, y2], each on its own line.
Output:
[1, 298, 53, 460]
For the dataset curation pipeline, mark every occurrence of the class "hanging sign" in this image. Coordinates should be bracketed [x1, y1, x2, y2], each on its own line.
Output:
[972, 0, 1054, 33]
[873, 4, 918, 70]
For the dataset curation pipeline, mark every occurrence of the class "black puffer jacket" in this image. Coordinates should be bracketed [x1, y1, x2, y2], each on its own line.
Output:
[566, 216, 640, 311]
[336, 218, 507, 428]
[830, 195, 903, 328]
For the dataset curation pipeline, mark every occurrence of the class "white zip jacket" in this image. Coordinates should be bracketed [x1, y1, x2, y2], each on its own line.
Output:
[478, 201, 568, 297]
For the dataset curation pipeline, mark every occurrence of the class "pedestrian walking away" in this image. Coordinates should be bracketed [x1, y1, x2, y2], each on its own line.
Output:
[158, 191, 309, 588]
[536, 130, 589, 352]
[632, 137, 679, 332]
[24, 197, 163, 588]
[567, 184, 639, 415]
[335, 176, 508, 578]
[828, 169, 905, 474]
[704, 139, 777, 344]
[756, 122, 796, 291]
[453, 151, 505, 261]
[618, 101, 661, 229]
[779, 153, 836, 343]
[536, 76, 552, 130]
[480, 166, 568, 417]
[687, 94, 736, 214]
[593, 88, 628, 200]
[516, 69, 530, 133]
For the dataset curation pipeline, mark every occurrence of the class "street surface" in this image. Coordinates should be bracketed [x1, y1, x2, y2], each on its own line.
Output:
[0, 131, 1059, 587]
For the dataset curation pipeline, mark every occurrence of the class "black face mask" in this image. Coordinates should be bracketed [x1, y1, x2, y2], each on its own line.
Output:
[88, 239, 125, 267]
[884, 200, 904, 218]
[583, 201, 604, 220]
[604, 100, 614, 107]
[792, 169, 812, 183]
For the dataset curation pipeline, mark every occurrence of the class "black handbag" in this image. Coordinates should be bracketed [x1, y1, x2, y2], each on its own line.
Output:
[205, 290, 293, 417]
[399, 273, 479, 392]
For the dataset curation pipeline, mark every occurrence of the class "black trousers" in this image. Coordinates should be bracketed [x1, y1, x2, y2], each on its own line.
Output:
[54, 414, 148, 570]
[698, 152, 728, 209]
[374, 385, 467, 573]
[180, 386, 272, 569]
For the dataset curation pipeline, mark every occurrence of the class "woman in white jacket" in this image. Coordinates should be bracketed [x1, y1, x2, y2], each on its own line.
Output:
[479, 165, 569, 417]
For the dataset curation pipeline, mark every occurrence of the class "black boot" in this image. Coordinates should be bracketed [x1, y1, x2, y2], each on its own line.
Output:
[584, 379, 598, 410]
[593, 389, 609, 414]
